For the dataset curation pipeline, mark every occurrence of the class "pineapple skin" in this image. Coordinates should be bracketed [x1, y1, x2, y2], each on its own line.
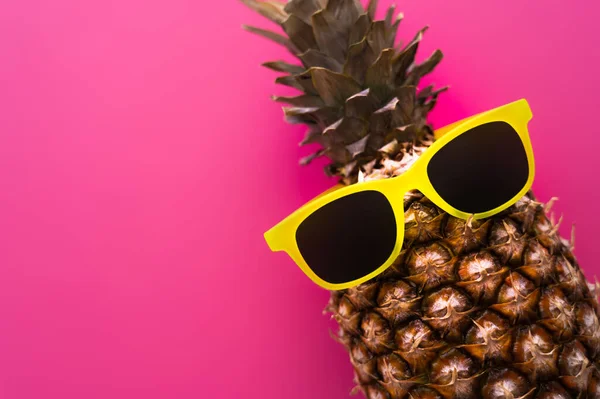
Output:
[241, 0, 600, 397]
[327, 186, 600, 398]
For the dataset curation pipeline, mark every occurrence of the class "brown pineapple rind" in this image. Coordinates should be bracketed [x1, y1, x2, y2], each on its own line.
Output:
[327, 191, 600, 398]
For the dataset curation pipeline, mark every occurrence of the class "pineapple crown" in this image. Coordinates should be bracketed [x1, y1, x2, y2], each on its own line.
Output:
[242, 0, 445, 184]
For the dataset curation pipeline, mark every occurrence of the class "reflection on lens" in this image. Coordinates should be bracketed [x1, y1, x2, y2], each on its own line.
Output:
[427, 121, 529, 214]
[296, 191, 397, 284]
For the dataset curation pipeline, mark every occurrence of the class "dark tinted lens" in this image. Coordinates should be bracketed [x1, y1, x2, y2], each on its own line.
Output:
[427, 121, 529, 214]
[296, 191, 397, 284]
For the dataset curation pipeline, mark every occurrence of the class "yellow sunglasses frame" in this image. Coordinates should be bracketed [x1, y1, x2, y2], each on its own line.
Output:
[264, 98, 535, 291]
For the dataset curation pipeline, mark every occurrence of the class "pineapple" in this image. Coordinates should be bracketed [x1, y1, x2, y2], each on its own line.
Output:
[241, 0, 600, 397]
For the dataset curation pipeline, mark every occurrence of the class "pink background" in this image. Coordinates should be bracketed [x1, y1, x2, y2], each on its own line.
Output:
[0, 0, 598, 398]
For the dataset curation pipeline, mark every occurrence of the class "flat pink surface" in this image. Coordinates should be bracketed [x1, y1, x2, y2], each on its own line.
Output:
[0, 1, 598, 398]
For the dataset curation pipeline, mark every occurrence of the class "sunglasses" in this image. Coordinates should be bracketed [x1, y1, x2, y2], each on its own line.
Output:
[264, 99, 535, 290]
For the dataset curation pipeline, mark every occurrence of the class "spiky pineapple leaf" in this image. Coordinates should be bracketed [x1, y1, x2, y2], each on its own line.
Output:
[343, 37, 377, 84]
[365, 48, 395, 102]
[325, 0, 362, 30]
[405, 49, 444, 86]
[239, 0, 287, 24]
[366, 21, 388, 56]
[299, 49, 343, 71]
[346, 135, 371, 158]
[284, 0, 326, 24]
[394, 86, 417, 125]
[338, 117, 369, 145]
[273, 94, 325, 108]
[310, 68, 362, 107]
[340, 160, 358, 178]
[389, 124, 418, 142]
[275, 71, 317, 96]
[349, 14, 372, 46]
[282, 14, 318, 53]
[284, 105, 341, 127]
[284, 106, 321, 125]
[419, 86, 448, 113]
[275, 75, 304, 91]
[417, 85, 448, 104]
[295, 69, 319, 93]
[323, 118, 343, 134]
[241, 0, 445, 183]
[300, 126, 323, 145]
[367, 0, 379, 20]
[393, 27, 428, 83]
[388, 13, 403, 47]
[384, 4, 396, 28]
[369, 97, 399, 135]
[262, 61, 305, 74]
[417, 85, 436, 100]
[324, 144, 351, 165]
[345, 88, 377, 119]
[242, 25, 293, 49]
[300, 148, 328, 165]
[328, 117, 369, 143]
[312, 10, 348, 63]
